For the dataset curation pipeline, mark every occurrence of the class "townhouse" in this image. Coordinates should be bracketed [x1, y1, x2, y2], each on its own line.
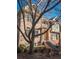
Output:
[17, 4, 61, 47]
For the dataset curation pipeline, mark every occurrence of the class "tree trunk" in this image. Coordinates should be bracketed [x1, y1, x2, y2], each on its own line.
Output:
[28, 18, 35, 54]
[28, 40, 34, 54]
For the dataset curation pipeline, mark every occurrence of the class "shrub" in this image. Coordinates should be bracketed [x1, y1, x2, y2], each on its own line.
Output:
[17, 44, 27, 53]
[17, 47, 21, 53]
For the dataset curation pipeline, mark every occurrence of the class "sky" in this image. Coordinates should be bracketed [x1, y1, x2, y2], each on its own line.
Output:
[17, 0, 61, 19]
[44, 3, 61, 19]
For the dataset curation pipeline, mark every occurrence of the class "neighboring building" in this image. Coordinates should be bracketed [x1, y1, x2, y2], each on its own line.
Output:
[17, 5, 61, 47]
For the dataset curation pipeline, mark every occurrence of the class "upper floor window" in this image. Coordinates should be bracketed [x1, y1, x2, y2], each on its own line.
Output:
[25, 27, 30, 35]
[25, 13, 32, 22]
[35, 29, 39, 35]
[51, 23, 60, 32]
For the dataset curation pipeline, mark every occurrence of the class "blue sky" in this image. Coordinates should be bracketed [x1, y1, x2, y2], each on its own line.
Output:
[44, 3, 61, 19]
[17, 0, 61, 19]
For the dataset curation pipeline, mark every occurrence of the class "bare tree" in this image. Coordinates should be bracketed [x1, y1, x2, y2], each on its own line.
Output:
[17, 0, 61, 54]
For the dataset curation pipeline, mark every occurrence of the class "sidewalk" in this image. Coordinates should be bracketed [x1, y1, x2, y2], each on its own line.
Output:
[17, 53, 61, 59]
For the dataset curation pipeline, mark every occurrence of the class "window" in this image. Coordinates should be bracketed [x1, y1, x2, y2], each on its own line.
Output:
[25, 27, 30, 35]
[56, 34, 59, 40]
[26, 30, 29, 35]
[51, 33, 56, 40]
[52, 24, 60, 32]
[25, 13, 32, 22]
[35, 30, 39, 35]
[51, 33, 59, 40]
[29, 15, 32, 22]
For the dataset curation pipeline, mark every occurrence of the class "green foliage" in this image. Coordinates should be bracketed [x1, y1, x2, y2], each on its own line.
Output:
[17, 44, 27, 53]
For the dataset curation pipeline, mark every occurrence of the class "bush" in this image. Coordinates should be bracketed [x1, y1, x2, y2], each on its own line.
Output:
[17, 47, 21, 53]
[17, 44, 27, 53]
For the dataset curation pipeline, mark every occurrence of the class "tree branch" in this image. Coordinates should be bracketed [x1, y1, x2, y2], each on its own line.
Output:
[18, 0, 30, 38]
[45, 0, 61, 12]
[34, 24, 52, 37]
[17, 25, 30, 43]
[27, 0, 34, 20]
[34, 16, 56, 37]
[18, 0, 61, 42]
[28, 0, 50, 37]
[28, 0, 60, 37]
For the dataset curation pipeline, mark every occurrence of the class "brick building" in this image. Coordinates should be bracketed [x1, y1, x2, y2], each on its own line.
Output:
[17, 5, 61, 47]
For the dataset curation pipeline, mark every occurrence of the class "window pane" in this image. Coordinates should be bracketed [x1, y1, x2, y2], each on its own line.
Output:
[56, 34, 59, 40]
[35, 30, 39, 35]
[51, 33, 59, 40]
[25, 13, 32, 22]
[25, 27, 30, 35]
[52, 24, 59, 32]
